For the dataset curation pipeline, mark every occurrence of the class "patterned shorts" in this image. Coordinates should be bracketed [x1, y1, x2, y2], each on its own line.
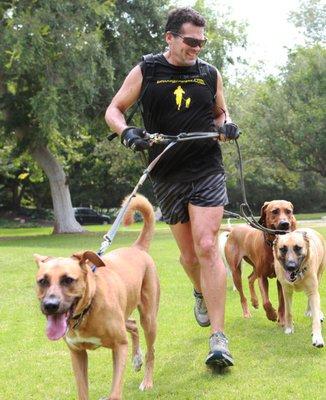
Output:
[152, 173, 228, 225]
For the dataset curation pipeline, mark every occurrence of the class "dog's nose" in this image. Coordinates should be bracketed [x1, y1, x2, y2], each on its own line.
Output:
[285, 261, 297, 271]
[43, 297, 60, 313]
[278, 221, 290, 230]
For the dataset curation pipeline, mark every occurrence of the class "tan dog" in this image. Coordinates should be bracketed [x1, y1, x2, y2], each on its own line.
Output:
[35, 194, 160, 400]
[274, 228, 326, 347]
[222, 200, 297, 323]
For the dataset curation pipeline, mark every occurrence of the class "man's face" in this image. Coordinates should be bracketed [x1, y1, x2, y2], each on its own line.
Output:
[166, 22, 205, 66]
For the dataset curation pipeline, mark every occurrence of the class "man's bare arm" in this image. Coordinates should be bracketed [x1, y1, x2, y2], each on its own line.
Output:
[105, 65, 143, 136]
[213, 69, 231, 128]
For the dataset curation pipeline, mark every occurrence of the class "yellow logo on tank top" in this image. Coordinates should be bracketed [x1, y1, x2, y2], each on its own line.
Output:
[174, 85, 191, 110]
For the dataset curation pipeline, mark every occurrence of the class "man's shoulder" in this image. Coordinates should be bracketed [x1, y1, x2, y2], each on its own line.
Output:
[197, 58, 218, 74]
[139, 53, 164, 66]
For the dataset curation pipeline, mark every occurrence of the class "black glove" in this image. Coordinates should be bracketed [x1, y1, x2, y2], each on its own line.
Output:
[121, 127, 149, 151]
[218, 122, 240, 140]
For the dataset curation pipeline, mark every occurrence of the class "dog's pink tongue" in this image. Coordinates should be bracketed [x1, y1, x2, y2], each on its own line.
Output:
[46, 314, 67, 340]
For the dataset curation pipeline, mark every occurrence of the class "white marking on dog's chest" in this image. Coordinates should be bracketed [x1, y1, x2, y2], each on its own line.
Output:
[66, 331, 102, 348]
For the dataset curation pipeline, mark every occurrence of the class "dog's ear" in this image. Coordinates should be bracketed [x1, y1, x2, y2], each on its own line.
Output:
[291, 216, 297, 230]
[258, 202, 270, 226]
[72, 252, 101, 317]
[72, 251, 105, 269]
[33, 254, 51, 267]
[288, 203, 297, 230]
[301, 231, 310, 260]
[301, 231, 309, 243]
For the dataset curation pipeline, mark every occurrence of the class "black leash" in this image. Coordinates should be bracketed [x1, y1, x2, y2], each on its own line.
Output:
[233, 139, 287, 235]
[143, 132, 287, 235]
[99, 130, 286, 261]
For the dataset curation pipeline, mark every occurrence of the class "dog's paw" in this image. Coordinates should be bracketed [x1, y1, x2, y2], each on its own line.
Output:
[312, 332, 324, 348]
[284, 326, 294, 334]
[132, 350, 143, 372]
[139, 379, 153, 391]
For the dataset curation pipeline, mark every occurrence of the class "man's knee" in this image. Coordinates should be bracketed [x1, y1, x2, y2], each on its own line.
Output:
[179, 253, 199, 268]
[195, 236, 217, 258]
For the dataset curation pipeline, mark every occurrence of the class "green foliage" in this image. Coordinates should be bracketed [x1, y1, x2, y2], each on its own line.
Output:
[289, 0, 326, 44]
[225, 46, 326, 211]
[193, 0, 247, 71]
[248, 45, 326, 178]
[0, 141, 47, 209]
[103, 0, 170, 88]
[0, 0, 114, 143]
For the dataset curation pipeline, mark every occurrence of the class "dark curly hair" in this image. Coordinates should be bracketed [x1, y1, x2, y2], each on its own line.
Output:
[165, 7, 206, 33]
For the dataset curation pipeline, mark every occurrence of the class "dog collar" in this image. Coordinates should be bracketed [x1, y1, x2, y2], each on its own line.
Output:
[264, 233, 274, 247]
[70, 304, 92, 330]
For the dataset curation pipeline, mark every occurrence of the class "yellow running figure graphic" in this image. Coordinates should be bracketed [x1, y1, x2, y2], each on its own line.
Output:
[174, 85, 191, 110]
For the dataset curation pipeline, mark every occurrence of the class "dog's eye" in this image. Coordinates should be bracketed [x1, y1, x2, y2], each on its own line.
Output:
[293, 245, 302, 253]
[285, 209, 292, 214]
[60, 276, 75, 286]
[272, 209, 279, 215]
[279, 246, 287, 255]
[38, 278, 49, 287]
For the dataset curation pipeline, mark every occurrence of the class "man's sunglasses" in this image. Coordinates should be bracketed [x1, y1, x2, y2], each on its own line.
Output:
[171, 32, 207, 48]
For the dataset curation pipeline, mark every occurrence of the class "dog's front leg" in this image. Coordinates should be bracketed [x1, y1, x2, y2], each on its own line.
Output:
[70, 349, 89, 400]
[307, 290, 324, 347]
[276, 280, 285, 326]
[109, 342, 128, 400]
[258, 276, 277, 321]
[283, 285, 294, 334]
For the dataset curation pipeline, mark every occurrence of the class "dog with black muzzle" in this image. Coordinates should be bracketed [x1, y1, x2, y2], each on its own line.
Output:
[221, 200, 296, 323]
[273, 228, 326, 347]
[35, 194, 160, 400]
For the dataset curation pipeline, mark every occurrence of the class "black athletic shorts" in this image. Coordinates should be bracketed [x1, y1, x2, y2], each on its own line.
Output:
[152, 173, 228, 225]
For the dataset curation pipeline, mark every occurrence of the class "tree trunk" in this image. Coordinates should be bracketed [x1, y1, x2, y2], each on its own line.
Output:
[30, 144, 84, 233]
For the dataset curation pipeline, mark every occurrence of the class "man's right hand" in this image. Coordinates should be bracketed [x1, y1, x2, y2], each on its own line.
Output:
[121, 127, 149, 151]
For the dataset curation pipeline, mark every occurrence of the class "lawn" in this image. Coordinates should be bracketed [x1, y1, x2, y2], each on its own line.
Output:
[0, 223, 325, 400]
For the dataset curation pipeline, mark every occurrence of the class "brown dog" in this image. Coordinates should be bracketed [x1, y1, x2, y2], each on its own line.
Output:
[222, 200, 297, 323]
[274, 228, 326, 347]
[35, 194, 160, 400]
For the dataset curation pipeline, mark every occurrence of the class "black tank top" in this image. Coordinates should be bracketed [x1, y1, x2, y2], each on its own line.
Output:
[139, 53, 224, 182]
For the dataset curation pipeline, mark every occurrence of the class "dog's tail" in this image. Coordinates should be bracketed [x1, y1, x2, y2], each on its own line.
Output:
[122, 194, 155, 252]
[218, 230, 236, 290]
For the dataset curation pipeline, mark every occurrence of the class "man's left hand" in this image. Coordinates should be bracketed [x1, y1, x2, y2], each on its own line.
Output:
[218, 123, 240, 141]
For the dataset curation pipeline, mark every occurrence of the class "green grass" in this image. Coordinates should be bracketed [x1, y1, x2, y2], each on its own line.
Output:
[0, 225, 325, 399]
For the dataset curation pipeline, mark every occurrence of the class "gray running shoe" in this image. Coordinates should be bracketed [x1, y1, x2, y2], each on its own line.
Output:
[193, 289, 210, 327]
[205, 331, 234, 367]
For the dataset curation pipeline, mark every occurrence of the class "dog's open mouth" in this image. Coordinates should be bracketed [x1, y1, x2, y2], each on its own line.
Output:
[46, 312, 70, 340]
[285, 270, 298, 282]
[46, 306, 75, 340]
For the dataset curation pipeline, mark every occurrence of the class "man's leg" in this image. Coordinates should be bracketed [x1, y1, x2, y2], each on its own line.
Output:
[169, 221, 201, 292]
[169, 222, 210, 327]
[189, 204, 233, 367]
[188, 204, 226, 333]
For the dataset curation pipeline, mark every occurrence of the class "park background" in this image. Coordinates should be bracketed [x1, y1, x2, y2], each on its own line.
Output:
[0, 1, 325, 399]
[0, 0, 325, 232]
